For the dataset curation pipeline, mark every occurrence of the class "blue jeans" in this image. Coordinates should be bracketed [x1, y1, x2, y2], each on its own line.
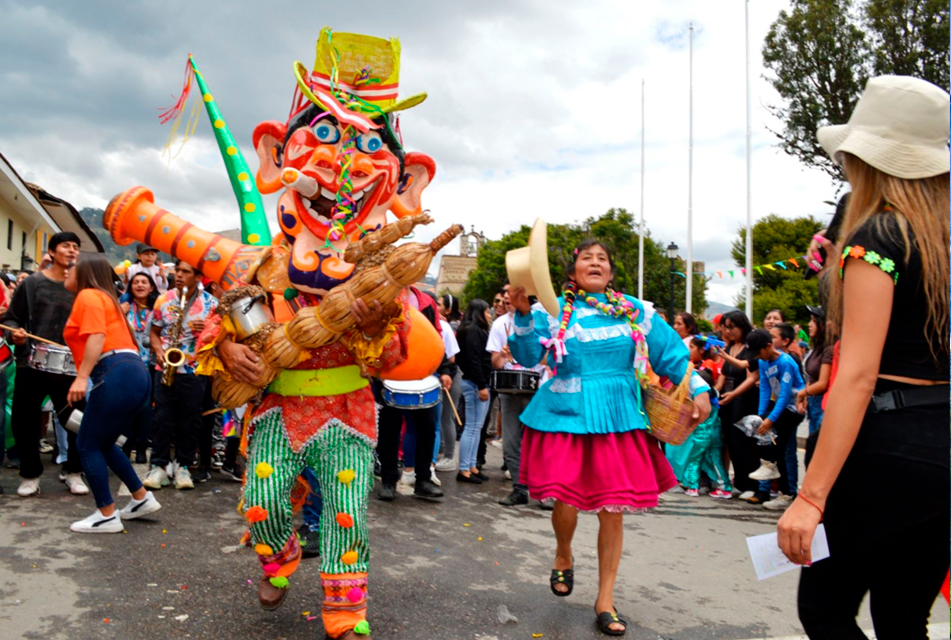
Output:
[806, 395, 825, 435]
[458, 379, 489, 472]
[403, 403, 441, 468]
[300, 466, 322, 531]
[76, 353, 151, 509]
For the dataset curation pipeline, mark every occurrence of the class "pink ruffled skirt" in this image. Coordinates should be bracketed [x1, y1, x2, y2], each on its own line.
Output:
[520, 428, 677, 512]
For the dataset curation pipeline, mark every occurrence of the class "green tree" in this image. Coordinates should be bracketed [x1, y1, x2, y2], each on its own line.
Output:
[731, 214, 824, 326]
[462, 208, 707, 316]
[762, 0, 949, 179]
[864, 0, 950, 88]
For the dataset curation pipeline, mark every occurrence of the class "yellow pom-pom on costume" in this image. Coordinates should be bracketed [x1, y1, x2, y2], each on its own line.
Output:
[255, 462, 274, 479]
[254, 544, 274, 556]
[341, 550, 358, 566]
[336, 469, 355, 485]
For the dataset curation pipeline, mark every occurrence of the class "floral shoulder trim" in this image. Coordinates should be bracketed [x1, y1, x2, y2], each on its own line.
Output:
[839, 245, 899, 284]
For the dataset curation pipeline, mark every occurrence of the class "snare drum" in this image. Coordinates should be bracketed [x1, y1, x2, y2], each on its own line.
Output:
[382, 376, 441, 410]
[490, 369, 541, 395]
[28, 343, 77, 376]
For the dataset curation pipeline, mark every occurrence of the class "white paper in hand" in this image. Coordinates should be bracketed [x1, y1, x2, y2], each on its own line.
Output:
[746, 524, 830, 581]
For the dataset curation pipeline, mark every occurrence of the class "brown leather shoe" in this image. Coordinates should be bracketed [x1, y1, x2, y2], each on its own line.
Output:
[258, 576, 289, 611]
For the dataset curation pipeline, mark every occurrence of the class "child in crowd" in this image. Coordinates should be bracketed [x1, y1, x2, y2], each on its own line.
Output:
[125, 243, 168, 295]
[667, 340, 732, 498]
[769, 322, 803, 506]
[745, 329, 804, 506]
[682, 343, 732, 498]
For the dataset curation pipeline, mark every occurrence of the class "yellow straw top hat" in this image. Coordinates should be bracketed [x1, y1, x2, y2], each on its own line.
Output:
[293, 27, 426, 132]
[505, 219, 560, 318]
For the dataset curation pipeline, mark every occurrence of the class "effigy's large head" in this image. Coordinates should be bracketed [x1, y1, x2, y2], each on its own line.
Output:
[252, 28, 435, 295]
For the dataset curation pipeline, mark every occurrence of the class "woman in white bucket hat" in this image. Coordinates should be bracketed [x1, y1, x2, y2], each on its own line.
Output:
[778, 75, 949, 639]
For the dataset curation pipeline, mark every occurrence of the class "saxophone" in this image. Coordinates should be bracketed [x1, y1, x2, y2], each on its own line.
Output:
[161, 286, 189, 386]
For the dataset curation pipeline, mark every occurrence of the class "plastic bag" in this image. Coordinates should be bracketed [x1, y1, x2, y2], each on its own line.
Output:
[734, 415, 776, 446]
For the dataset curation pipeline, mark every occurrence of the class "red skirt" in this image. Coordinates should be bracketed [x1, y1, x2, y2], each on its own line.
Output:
[520, 428, 676, 512]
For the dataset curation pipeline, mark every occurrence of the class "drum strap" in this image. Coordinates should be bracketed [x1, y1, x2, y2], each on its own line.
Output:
[268, 365, 369, 397]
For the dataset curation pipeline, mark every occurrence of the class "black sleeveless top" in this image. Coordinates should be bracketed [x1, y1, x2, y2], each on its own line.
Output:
[840, 212, 948, 381]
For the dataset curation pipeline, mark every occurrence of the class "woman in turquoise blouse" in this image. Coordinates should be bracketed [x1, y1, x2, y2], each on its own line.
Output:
[509, 240, 710, 636]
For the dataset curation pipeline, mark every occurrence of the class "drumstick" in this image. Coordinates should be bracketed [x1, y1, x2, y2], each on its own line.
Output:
[443, 387, 463, 426]
[0, 324, 67, 348]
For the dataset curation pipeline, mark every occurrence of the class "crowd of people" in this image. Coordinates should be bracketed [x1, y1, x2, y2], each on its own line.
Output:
[0, 74, 947, 640]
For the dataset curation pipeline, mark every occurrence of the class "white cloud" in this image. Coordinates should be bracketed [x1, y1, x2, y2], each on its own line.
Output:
[0, 0, 841, 309]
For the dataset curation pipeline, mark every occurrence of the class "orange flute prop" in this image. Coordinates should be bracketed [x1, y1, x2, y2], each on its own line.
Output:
[104, 187, 269, 290]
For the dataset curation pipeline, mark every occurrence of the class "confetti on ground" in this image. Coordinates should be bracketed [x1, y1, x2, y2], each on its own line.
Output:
[463, 523, 471, 527]
[495, 562, 500, 566]
[174, 614, 189, 622]
[306, 616, 318, 621]
[181, 585, 188, 590]
[220, 545, 242, 554]
[162, 529, 167, 534]
[301, 611, 310, 616]
[247, 579, 253, 585]
[21, 522, 25, 527]
[147, 583, 158, 587]
[103, 618, 109, 624]
[532, 634, 544, 638]
[158, 615, 166, 619]
[477, 537, 483, 541]
[162, 607, 175, 611]
[32, 565, 36, 568]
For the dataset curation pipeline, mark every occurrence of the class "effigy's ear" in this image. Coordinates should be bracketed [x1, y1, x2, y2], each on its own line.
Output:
[390, 152, 435, 219]
[252, 121, 288, 194]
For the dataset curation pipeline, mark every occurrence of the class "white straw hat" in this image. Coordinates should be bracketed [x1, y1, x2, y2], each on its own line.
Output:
[505, 218, 560, 318]
[817, 75, 950, 179]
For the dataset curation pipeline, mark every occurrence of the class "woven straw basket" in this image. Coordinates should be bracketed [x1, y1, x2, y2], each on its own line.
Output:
[643, 364, 697, 445]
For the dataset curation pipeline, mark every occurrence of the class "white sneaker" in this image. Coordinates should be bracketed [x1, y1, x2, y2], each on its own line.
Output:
[65, 473, 90, 495]
[737, 490, 755, 501]
[400, 470, 415, 487]
[434, 457, 456, 472]
[119, 491, 162, 520]
[429, 466, 441, 487]
[748, 460, 781, 481]
[70, 510, 123, 534]
[17, 478, 40, 497]
[142, 466, 169, 490]
[174, 467, 194, 490]
[764, 493, 794, 511]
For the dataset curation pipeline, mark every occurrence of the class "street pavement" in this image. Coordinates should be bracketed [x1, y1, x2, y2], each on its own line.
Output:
[0, 446, 947, 640]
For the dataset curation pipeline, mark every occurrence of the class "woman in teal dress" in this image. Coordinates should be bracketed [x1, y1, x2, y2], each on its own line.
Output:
[509, 240, 710, 636]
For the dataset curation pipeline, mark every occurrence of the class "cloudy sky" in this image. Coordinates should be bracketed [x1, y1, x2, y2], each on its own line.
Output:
[0, 0, 841, 306]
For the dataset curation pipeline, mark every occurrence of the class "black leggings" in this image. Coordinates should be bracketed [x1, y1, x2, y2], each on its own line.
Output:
[797, 386, 948, 639]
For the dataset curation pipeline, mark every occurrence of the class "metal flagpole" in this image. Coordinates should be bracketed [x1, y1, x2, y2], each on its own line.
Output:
[638, 79, 645, 300]
[745, 0, 754, 319]
[686, 23, 694, 314]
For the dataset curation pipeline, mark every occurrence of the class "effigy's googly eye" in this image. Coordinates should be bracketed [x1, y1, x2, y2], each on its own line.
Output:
[355, 131, 383, 153]
[312, 122, 341, 144]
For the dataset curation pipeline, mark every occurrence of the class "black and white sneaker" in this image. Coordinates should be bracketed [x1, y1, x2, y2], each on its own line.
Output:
[219, 464, 244, 482]
[119, 491, 162, 520]
[70, 510, 124, 534]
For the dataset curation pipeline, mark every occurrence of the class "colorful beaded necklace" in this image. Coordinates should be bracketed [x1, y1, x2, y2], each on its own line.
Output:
[541, 282, 650, 386]
[129, 300, 150, 333]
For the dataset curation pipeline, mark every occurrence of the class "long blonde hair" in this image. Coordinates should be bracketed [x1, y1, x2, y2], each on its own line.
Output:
[826, 153, 950, 362]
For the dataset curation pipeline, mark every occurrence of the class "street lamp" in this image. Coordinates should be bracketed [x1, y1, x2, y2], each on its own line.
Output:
[666, 242, 679, 317]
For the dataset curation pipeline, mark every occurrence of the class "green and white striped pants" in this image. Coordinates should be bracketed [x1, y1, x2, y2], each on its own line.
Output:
[244, 410, 374, 575]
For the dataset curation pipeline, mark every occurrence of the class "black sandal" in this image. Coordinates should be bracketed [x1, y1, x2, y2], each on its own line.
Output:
[549, 567, 574, 597]
[595, 608, 628, 636]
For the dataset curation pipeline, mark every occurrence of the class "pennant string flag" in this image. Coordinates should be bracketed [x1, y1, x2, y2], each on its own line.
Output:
[670, 251, 819, 279]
